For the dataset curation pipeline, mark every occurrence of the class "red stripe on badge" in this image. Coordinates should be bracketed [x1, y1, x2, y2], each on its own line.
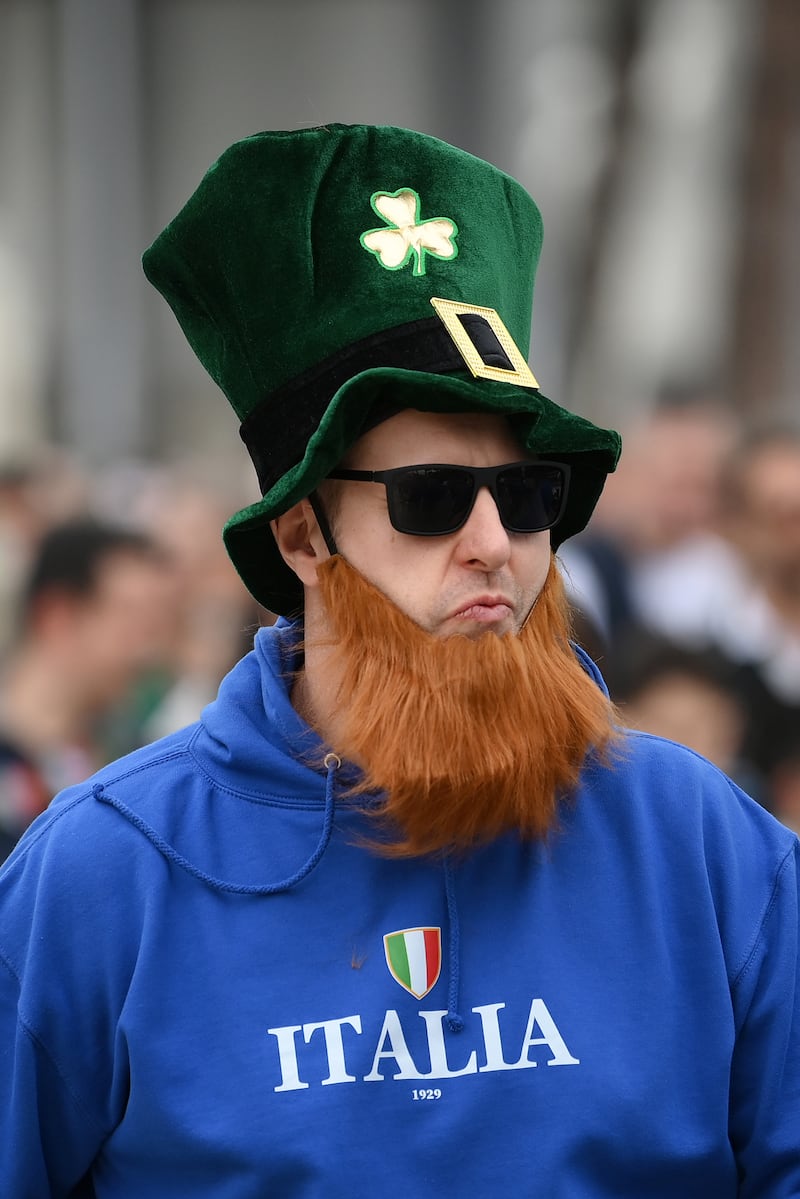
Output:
[424, 927, 440, 989]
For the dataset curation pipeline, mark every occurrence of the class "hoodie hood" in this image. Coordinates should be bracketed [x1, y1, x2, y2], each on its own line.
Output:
[91, 621, 342, 894]
[92, 619, 610, 894]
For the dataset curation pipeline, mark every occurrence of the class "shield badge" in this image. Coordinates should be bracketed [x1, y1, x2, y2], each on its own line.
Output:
[383, 927, 442, 999]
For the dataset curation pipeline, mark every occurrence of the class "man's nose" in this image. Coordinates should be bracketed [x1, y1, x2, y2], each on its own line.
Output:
[454, 486, 512, 571]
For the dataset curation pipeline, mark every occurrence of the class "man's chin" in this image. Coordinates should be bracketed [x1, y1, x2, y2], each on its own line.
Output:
[439, 616, 518, 640]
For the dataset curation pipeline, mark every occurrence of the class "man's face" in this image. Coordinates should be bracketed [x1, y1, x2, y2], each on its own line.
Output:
[285, 408, 616, 856]
[320, 409, 552, 637]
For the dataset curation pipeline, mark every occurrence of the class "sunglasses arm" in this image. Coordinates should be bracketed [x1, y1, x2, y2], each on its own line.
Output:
[308, 491, 340, 557]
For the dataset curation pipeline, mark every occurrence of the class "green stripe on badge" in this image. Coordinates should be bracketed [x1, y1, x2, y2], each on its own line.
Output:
[386, 932, 411, 989]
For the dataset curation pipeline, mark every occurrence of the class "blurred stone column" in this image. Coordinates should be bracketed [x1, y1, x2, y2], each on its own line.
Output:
[0, 0, 56, 458]
[55, 0, 146, 460]
[568, 0, 758, 427]
[731, 0, 800, 418]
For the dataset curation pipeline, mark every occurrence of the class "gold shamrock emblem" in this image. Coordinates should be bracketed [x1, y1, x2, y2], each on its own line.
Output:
[360, 189, 458, 277]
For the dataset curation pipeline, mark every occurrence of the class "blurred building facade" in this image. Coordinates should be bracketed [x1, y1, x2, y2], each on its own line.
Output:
[1, 0, 798, 471]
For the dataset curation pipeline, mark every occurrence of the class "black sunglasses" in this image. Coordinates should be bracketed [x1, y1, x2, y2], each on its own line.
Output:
[326, 460, 570, 537]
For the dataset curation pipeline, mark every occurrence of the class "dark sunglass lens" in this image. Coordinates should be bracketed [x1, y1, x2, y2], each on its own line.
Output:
[497, 465, 565, 531]
[391, 467, 473, 534]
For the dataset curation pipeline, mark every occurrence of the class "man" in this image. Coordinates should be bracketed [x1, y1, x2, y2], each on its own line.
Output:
[0, 516, 176, 860]
[0, 125, 797, 1196]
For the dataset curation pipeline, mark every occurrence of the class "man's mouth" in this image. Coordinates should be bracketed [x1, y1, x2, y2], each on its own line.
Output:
[450, 596, 514, 624]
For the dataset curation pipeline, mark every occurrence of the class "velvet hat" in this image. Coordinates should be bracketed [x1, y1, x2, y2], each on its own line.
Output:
[143, 123, 620, 614]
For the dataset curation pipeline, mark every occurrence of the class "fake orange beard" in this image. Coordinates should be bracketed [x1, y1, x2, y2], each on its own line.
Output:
[311, 553, 619, 858]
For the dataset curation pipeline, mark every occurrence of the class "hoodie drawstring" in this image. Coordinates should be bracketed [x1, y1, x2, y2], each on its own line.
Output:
[95, 761, 467, 1031]
[443, 855, 464, 1033]
[91, 752, 338, 896]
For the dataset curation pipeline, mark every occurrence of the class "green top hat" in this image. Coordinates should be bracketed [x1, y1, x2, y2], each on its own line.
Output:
[143, 123, 620, 614]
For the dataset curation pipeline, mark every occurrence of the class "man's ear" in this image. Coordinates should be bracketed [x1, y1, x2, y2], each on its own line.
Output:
[271, 499, 330, 587]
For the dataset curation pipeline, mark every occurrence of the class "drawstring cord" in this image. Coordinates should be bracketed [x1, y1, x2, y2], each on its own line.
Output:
[443, 855, 464, 1032]
[91, 751, 339, 896]
[94, 758, 467, 1031]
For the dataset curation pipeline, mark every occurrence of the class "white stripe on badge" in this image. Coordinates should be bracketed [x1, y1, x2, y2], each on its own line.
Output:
[404, 928, 428, 997]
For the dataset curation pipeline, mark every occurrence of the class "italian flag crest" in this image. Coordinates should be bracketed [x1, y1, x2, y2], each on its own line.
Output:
[383, 927, 442, 999]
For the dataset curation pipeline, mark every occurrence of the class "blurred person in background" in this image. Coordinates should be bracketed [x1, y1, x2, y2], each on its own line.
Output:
[564, 410, 800, 827]
[627, 424, 800, 796]
[717, 427, 800, 785]
[0, 517, 177, 860]
[85, 458, 268, 754]
[86, 455, 268, 748]
[559, 387, 739, 651]
[136, 467, 271, 741]
[606, 629, 767, 807]
[771, 757, 800, 838]
[0, 446, 90, 656]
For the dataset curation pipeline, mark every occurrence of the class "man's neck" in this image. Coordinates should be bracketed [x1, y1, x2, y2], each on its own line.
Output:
[289, 599, 355, 758]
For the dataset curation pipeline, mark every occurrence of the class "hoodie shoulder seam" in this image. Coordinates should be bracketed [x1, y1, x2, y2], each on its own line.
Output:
[0, 948, 111, 1137]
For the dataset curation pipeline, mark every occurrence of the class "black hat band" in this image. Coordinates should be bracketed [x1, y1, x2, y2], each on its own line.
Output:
[240, 314, 518, 496]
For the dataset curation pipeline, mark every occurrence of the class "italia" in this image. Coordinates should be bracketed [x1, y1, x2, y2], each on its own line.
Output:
[267, 999, 579, 1092]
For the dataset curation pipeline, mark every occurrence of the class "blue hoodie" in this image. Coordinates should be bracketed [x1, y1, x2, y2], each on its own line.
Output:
[0, 621, 798, 1197]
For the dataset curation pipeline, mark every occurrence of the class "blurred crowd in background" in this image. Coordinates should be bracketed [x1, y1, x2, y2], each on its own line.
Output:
[562, 392, 800, 833]
[0, 453, 270, 860]
[1, 390, 798, 861]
